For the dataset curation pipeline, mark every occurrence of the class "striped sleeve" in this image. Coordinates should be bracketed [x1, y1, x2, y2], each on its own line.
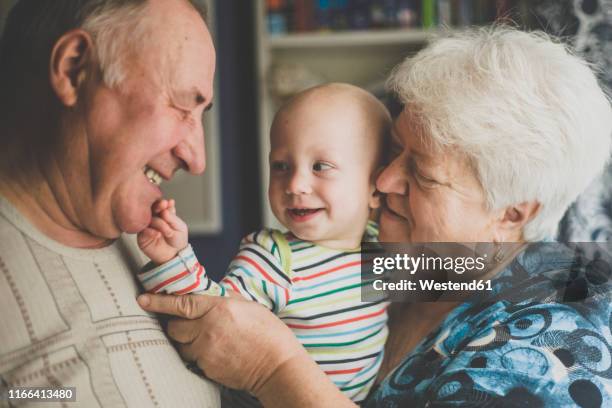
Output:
[138, 245, 227, 297]
[222, 229, 293, 313]
[364, 220, 379, 243]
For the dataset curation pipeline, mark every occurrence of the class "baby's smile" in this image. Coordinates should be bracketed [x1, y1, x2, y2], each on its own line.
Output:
[287, 207, 324, 222]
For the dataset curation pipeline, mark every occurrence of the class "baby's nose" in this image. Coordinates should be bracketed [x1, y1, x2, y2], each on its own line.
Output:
[286, 170, 312, 195]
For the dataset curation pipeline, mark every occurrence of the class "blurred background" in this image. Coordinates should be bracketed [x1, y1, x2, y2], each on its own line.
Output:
[1, 0, 610, 279]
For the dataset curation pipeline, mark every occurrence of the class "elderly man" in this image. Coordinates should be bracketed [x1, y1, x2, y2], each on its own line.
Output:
[0, 0, 219, 406]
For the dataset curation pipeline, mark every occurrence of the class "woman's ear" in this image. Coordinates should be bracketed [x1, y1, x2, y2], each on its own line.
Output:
[495, 201, 541, 241]
[49, 29, 95, 107]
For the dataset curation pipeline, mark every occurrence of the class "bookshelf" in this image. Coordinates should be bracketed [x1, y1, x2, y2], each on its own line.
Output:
[267, 28, 439, 48]
[255, 1, 436, 228]
[254, 0, 529, 227]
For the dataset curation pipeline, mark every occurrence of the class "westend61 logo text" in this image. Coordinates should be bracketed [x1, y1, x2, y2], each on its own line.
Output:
[371, 253, 488, 275]
[362, 242, 612, 302]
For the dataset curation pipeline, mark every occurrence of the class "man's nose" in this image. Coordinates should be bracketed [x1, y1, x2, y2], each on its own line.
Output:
[376, 157, 407, 195]
[173, 122, 206, 175]
[286, 169, 312, 195]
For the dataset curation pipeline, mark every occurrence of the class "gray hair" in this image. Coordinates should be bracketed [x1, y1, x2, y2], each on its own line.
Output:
[387, 26, 612, 241]
[0, 0, 207, 92]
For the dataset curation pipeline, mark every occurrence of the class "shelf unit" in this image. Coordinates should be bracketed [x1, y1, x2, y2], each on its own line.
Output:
[267, 28, 440, 48]
[255, 1, 438, 228]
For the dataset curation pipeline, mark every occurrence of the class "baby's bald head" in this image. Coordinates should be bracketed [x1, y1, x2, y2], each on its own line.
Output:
[271, 83, 391, 172]
[268, 83, 391, 247]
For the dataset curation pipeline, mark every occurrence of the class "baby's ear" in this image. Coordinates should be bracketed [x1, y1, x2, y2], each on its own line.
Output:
[368, 166, 385, 209]
[369, 188, 382, 209]
[368, 186, 382, 209]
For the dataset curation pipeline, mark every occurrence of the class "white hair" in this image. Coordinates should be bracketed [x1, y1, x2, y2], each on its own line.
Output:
[387, 26, 612, 242]
[80, 0, 207, 88]
[81, 2, 152, 88]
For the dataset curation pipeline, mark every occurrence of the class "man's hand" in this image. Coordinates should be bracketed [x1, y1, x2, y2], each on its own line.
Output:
[136, 293, 309, 396]
[137, 199, 188, 264]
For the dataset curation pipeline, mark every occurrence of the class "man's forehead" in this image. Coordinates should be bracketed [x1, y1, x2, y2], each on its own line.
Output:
[148, 0, 216, 90]
[164, 29, 216, 110]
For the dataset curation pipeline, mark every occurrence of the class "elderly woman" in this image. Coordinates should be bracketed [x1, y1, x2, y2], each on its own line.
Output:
[138, 27, 612, 407]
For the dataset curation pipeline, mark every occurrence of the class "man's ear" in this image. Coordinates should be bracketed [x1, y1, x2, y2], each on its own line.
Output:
[495, 201, 541, 241]
[49, 29, 95, 107]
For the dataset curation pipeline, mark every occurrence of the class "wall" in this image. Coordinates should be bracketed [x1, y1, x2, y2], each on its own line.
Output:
[190, 0, 262, 280]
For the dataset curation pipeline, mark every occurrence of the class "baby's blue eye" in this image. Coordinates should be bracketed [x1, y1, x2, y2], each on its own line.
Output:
[271, 161, 289, 172]
[313, 162, 333, 172]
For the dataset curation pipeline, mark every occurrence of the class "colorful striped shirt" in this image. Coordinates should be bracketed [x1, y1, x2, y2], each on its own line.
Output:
[138, 222, 389, 402]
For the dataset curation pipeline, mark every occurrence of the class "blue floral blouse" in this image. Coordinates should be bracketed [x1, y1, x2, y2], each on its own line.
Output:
[365, 243, 612, 407]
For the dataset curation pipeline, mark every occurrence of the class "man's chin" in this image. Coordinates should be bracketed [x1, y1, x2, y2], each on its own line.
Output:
[115, 208, 152, 235]
[111, 185, 159, 234]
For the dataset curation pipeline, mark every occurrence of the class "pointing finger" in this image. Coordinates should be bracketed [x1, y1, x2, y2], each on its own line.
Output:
[137, 293, 222, 319]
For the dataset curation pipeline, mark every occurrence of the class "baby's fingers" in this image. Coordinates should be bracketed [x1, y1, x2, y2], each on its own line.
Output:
[161, 209, 187, 232]
[153, 199, 170, 214]
[137, 227, 162, 249]
[150, 216, 175, 238]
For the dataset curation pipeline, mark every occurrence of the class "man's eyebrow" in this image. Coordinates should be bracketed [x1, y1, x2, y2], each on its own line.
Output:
[175, 87, 212, 110]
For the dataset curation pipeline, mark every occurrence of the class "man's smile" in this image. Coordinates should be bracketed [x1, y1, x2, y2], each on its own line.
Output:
[144, 166, 163, 186]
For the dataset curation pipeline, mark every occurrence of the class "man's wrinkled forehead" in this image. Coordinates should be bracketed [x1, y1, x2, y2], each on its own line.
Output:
[147, 0, 215, 106]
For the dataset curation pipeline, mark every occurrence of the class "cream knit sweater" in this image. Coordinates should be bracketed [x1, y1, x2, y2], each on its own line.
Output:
[0, 197, 219, 407]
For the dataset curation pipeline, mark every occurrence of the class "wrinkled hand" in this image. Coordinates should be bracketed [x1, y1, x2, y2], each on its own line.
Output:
[137, 199, 188, 264]
[137, 293, 308, 396]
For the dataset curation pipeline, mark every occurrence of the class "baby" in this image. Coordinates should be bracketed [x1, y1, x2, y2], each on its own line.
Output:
[137, 83, 391, 402]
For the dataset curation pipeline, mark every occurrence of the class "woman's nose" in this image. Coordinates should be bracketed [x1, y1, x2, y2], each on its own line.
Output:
[376, 157, 407, 195]
[286, 170, 312, 195]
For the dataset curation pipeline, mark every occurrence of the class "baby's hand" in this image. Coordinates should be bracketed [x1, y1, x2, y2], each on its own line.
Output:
[137, 199, 189, 264]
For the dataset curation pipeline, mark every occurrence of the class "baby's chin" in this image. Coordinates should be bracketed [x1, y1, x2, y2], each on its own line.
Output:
[289, 229, 316, 242]
[290, 228, 361, 249]
[283, 223, 322, 243]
